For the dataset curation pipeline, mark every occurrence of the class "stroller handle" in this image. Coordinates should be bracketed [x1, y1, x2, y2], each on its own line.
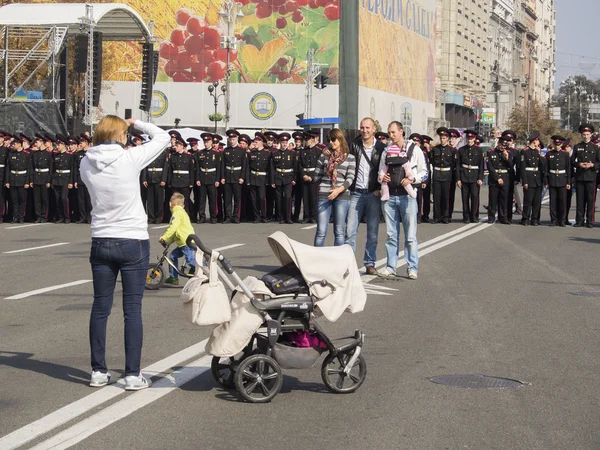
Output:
[186, 234, 234, 274]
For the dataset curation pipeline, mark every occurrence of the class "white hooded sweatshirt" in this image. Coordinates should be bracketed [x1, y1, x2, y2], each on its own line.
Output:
[80, 120, 170, 240]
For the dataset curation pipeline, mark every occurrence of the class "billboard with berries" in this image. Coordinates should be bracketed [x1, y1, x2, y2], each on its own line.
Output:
[104, 0, 340, 86]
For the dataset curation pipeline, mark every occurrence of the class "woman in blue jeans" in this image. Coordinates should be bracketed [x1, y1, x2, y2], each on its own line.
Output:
[312, 129, 356, 246]
[80, 116, 169, 390]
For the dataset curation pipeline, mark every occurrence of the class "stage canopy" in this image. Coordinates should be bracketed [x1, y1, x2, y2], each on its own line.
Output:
[0, 3, 152, 41]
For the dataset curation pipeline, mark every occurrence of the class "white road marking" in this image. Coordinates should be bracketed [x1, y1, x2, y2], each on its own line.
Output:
[3, 242, 69, 254]
[151, 225, 170, 229]
[31, 355, 212, 450]
[0, 340, 209, 450]
[359, 222, 479, 273]
[362, 223, 491, 283]
[4, 280, 92, 300]
[214, 243, 245, 251]
[301, 224, 317, 230]
[5, 223, 50, 230]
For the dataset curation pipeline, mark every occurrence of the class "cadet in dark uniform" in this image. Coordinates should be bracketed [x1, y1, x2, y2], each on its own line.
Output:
[545, 135, 571, 227]
[270, 132, 297, 224]
[408, 133, 426, 223]
[430, 127, 455, 223]
[5, 135, 32, 223]
[375, 131, 389, 145]
[74, 135, 92, 223]
[500, 130, 520, 222]
[141, 137, 169, 224]
[457, 129, 484, 223]
[0, 132, 10, 222]
[221, 129, 247, 223]
[297, 130, 321, 223]
[195, 134, 221, 224]
[487, 135, 514, 224]
[51, 135, 74, 223]
[30, 133, 53, 222]
[520, 132, 545, 226]
[571, 124, 600, 227]
[290, 131, 304, 222]
[264, 130, 279, 221]
[167, 136, 194, 213]
[560, 139, 575, 224]
[186, 137, 203, 222]
[247, 132, 271, 223]
[419, 135, 433, 223]
[448, 129, 461, 220]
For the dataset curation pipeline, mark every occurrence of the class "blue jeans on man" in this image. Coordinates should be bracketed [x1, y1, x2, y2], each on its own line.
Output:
[314, 198, 350, 246]
[345, 189, 381, 267]
[89, 238, 150, 376]
[169, 245, 195, 279]
[382, 195, 418, 274]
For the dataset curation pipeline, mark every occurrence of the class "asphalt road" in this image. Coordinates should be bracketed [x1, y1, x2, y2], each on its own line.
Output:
[1, 191, 600, 450]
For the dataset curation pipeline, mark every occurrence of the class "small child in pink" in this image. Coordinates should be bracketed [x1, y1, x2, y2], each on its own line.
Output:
[379, 145, 417, 201]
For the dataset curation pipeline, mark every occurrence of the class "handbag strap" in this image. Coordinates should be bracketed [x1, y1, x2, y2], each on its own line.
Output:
[208, 251, 219, 286]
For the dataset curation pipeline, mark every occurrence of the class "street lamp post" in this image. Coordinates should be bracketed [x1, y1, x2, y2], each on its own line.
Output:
[218, 1, 243, 131]
[520, 46, 538, 135]
[207, 81, 227, 133]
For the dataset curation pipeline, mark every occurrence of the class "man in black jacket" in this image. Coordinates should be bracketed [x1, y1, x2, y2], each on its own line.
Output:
[30, 133, 53, 223]
[520, 132, 545, 226]
[344, 117, 386, 276]
[457, 129, 484, 223]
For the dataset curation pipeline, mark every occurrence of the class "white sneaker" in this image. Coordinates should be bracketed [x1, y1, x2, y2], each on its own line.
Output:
[90, 371, 111, 387]
[378, 267, 397, 277]
[407, 270, 418, 280]
[124, 374, 152, 391]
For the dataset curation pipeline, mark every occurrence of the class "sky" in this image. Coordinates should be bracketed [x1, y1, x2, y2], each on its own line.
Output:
[555, 0, 600, 87]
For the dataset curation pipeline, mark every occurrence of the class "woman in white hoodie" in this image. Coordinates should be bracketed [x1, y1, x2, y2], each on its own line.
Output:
[80, 116, 169, 390]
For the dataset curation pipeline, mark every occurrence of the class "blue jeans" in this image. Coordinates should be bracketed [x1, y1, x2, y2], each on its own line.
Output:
[314, 197, 350, 247]
[382, 195, 418, 273]
[169, 245, 195, 279]
[345, 190, 381, 267]
[89, 238, 150, 376]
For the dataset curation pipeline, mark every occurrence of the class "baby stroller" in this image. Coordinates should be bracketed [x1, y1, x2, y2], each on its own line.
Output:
[186, 232, 367, 403]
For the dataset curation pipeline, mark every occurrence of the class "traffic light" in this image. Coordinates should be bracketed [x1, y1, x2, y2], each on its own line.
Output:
[139, 42, 154, 112]
[313, 68, 330, 90]
[475, 121, 481, 135]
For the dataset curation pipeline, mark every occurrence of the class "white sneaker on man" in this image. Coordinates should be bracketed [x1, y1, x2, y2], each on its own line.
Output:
[378, 267, 397, 278]
[124, 374, 152, 391]
[90, 371, 111, 387]
[407, 270, 418, 280]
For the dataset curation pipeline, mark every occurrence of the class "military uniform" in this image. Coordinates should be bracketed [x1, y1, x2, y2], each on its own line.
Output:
[51, 139, 74, 223]
[167, 138, 195, 214]
[31, 143, 53, 222]
[457, 131, 484, 223]
[448, 129, 460, 220]
[142, 148, 169, 223]
[0, 134, 12, 222]
[297, 132, 321, 223]
[430, 127, 455, 223]
[571, 124, 600, 227]
[545, 137, 571, 227]
[501, 130, 520, 222]
[73, 144, 91, 223]
[270, 134, 297, 224]
[487, 139, 514, 224]
[264, 131, 278, 220]
[247, 133, 271, 223]
[221, 130, 247, 223]
[5, 139, 32, 223]
[195, 144, 221, 224]
[520, 139, 545, 226]
[291, 131, 305, 222]
[420, 135, 433, 222]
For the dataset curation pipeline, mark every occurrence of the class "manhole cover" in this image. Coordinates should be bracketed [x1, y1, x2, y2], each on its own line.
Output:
[570, 291, 600, 297]
[429, 374, 523, 389]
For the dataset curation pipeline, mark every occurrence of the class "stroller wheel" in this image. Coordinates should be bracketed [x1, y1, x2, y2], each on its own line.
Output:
[211, 356, 237, 389]
[234, 354, 283, 403]
[145, 264, 165, 290]
[321, 351, 367, 394]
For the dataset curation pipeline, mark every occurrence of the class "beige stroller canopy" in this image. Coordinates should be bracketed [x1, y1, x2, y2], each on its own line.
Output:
[267, 232, 366, 322]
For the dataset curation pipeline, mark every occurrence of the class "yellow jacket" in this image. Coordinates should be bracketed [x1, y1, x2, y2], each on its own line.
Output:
[161, 205, 195, 248]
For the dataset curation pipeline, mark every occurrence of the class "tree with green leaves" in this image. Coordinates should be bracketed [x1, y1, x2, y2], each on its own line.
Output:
[507, 100, 560, 145]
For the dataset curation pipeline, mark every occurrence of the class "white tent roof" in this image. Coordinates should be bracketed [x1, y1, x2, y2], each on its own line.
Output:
[0, 3, 151, 41]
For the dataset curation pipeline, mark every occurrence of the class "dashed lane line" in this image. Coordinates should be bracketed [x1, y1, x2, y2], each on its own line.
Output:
[3, 242, 69, 254]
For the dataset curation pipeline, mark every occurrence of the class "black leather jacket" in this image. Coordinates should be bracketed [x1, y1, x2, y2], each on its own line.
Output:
[348, 138, 386, 192]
